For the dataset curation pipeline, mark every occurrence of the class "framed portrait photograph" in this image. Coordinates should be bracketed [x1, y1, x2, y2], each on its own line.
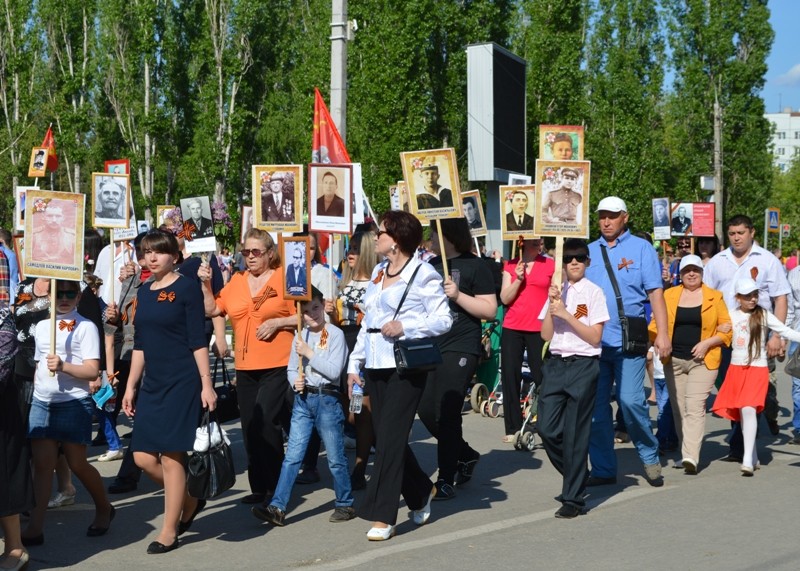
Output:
[13, 235, 25, 280]
[156, 205, 176, 228]
[179, 196, 217, 254]
[652, 197, 671, 240]
[240, 205, 254, 244]
[507, 173, 532, 186]
[308, 163, 353, 234]
[91, 173, 130, 229]
[15, 186, 37, 232]
[252, 164, 303, 233]
[104, 158, 130, 175]
[28, 147, 47, 178]
[104, 159, 139, 239]
[534, 160, 591, 238]
[23, 189, 86, 280]
[500, 185, 537, 241]
[538, 125, 584, 161]
[279, 235, 312, 302]
[400, 148, 463, 221]
[390, 181, 411, 213]
[670, 202, 694, 236]
[461, 190, 487, 237]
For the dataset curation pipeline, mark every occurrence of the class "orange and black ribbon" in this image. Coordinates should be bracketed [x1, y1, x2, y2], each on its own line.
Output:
[177, 221, 196, 241]
[750, 267, 759, 280]
[16, 293, 33, 303]
[618, 258, 634, 271]
[317, 327, 329, 350]
[574, 304, 588, 319]
[121, 298, 138, 324]
[157, 291, 176, 303]
[372, 269, 384, 284]
[59, 320, 76, 332]
[517, 236, 525, 255]
[253, 286, 278, 310]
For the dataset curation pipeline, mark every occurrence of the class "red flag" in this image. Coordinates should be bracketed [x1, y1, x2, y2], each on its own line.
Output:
[41, 126, 58, 172]
[312, 87, 350, 164]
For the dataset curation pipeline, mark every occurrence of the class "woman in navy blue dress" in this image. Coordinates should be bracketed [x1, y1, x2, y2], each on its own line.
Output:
[122, 230, 216, 554]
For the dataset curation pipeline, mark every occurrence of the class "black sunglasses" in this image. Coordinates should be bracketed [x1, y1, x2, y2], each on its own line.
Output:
[562, 254, 589, 264]
[56, 290, 79, 299]
[241, 249, 266, 258]
[376, 230, 391, 238]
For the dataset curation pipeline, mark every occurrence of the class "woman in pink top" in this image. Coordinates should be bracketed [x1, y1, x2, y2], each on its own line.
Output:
[499, 239, 554, 442]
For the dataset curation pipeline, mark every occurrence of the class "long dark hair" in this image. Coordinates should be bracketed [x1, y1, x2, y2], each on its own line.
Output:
[739, 299, 766, 365]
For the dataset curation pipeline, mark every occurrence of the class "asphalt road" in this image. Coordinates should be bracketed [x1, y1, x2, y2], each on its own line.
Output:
[21, 364, 800, 570]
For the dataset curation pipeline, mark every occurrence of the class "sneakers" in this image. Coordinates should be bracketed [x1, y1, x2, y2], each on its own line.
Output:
[454, 451, 480, 486]
[643, 463, 664, 487]
[329, 507, 356, 522]
[432, 479, 456, 501]
[47, 491, 76, 509]
[98, 449, 124, 462]
[554, 503, 583, 519]
[252, 504, 285, 526]
[682, 458, 697, 475]
[367, 525, 395, 541]
[412, 486, 436, 526]
[788, 434, 800, 445]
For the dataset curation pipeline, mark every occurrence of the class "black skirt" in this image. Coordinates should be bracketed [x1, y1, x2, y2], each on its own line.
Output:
[0, 378, 34, 517]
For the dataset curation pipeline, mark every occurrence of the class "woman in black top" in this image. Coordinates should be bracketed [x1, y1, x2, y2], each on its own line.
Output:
[417, 218, 497, 498]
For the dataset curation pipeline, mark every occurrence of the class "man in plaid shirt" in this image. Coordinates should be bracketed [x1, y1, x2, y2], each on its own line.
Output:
[0, 248, 9, 309]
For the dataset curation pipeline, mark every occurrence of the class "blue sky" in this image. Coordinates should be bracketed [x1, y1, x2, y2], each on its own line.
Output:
[762, 0, 800, 113]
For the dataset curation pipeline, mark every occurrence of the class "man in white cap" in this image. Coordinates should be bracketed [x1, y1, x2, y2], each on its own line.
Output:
[703, 214, 790, 457]
[584, 196, 670, 487]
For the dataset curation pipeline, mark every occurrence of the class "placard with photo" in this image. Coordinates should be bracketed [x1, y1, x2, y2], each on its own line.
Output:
[28, 147, 47, 178]
[534, 160, 591, 238]
[461, 190, 487, 237]
[240, 205, 254, 244]
[23, 189, 86, 280]
[400, 148, 463, 221]
[538, 125, 584, 161]
[279, 235, 312, 302]
[390, 181, 411, 213]
[91, 173, 130, 229]
[670, 202, 693, 236]
[179, 196, 217, 254]
[652, 197, 671, 240]
[156, 205, 177, 229]
[309, 163, 353, 234]
[13, 235, 25, 280]
[104, 159, 138, 239]
[253, 164, 303, 233]
[15, 186, 37, 233]
[499, 185, 537, 241]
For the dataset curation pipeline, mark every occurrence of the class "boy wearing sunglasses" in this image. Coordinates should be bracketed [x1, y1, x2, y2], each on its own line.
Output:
[537, 239, 609, 519]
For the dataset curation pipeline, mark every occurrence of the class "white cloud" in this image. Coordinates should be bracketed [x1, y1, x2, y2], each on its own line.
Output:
[776, 63, 800, 86]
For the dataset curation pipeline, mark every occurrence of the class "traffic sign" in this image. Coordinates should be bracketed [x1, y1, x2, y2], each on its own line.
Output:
[767, 208, 780, 233]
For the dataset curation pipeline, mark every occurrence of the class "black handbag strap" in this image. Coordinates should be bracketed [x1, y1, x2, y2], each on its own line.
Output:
[212, 357, 232, 386]
[391, 263, 424, 321]
[599, 245, 626, 320]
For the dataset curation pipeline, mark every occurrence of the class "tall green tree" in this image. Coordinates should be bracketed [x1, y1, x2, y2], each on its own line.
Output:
[584, 0, 667, 225]
[665, 0, 774, 224]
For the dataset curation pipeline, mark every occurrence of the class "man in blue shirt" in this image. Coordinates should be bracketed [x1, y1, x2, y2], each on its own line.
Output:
[584, 197, 671, 487]
[0, 229, 18, 306]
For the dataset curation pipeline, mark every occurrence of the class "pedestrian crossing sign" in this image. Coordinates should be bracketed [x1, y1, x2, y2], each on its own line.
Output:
[767, 208, 780, 233]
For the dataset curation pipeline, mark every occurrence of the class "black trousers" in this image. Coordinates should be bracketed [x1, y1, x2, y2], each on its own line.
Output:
[417, 352, 479, 484]
[237, 367, 293, 494]
[501, 328, 545, 435]
[538, 356, 599, 508]
[362, 367, 432, 525]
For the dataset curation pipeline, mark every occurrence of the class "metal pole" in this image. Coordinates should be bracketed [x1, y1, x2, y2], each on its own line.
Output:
[763, 209, 768, 250]
[330, 0, 348, 142]
[713, 96, 723, 240]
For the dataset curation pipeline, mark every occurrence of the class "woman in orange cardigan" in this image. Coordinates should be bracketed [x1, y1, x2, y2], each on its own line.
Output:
[649, 255, 731, 474]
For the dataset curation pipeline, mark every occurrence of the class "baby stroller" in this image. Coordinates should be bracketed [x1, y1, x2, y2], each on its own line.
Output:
[512, 376, 540, 451]
[470, 319, 502, 415]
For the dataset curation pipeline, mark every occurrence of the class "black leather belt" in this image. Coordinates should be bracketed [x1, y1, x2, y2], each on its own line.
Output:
[303, 385, 341, 398]
[553, 355, 599, 362]
[366, 328, 382, 333]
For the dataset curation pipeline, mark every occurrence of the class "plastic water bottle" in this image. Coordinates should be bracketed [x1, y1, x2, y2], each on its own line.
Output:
[350, 383, 363, 414]
[104, 390, 117, 413]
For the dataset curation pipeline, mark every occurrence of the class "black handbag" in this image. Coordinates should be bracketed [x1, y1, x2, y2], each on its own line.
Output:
[785, 346, 800, 378]
[187, 412, 236, 499]
[600, 246, 649, 356]
[212, 357, 239, 423]
[391, 265, 443, 374]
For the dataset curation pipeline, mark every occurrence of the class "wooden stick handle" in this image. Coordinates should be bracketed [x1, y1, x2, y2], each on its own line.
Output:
[436, 219, 449, 278]
[49, 279, 57, 377]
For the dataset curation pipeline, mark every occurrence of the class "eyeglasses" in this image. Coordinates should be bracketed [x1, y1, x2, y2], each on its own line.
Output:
[677, 242, 691, 248]
[56, 290, 79, 299]
[242, 249, 265, 258]
[562, 254, 589, 264]
[346, 248, 359, 255]
[376, 230, 391, 238]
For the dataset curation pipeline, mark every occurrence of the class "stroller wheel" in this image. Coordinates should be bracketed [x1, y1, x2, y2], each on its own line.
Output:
[481, 399, 491, 417]
[488, 401, 502, 418]
[470, 383, 488, 413]
[513, 431, 523, 450]
[522, 430, 536, 451]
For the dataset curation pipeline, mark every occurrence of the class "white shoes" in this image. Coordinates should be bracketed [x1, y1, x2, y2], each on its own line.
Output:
[98, 449, 124, 462]
[681, 458, 697, 474]
[367, 525, 395, 541]
[47, 491, 76, 509]
[412, 486, 437, 526]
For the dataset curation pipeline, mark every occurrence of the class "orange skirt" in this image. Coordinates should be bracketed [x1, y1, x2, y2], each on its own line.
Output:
[711, 364, 769, 422]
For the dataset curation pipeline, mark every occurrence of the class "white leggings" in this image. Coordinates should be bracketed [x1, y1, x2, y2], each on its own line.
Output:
[741, 406, 759, 468]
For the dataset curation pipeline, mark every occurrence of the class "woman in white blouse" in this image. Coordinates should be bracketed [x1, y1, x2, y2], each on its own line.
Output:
[347, 211, 452, 541]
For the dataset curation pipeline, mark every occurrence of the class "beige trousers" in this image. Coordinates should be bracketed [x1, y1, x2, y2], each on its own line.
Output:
[665, 356, 718, 464]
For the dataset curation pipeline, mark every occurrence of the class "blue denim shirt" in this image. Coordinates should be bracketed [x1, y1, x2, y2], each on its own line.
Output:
[586, 230, 663, 347]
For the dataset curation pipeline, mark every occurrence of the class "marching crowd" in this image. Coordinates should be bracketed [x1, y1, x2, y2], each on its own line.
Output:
[2, 196, 800, 568]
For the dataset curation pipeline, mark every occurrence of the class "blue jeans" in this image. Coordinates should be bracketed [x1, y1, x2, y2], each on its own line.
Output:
[97, 407, 121, 451]
[655, 377, 678, 448]
[790, 342, 800, 435]
[270, 392, 353, 512]
[589, 348, 659, 477]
